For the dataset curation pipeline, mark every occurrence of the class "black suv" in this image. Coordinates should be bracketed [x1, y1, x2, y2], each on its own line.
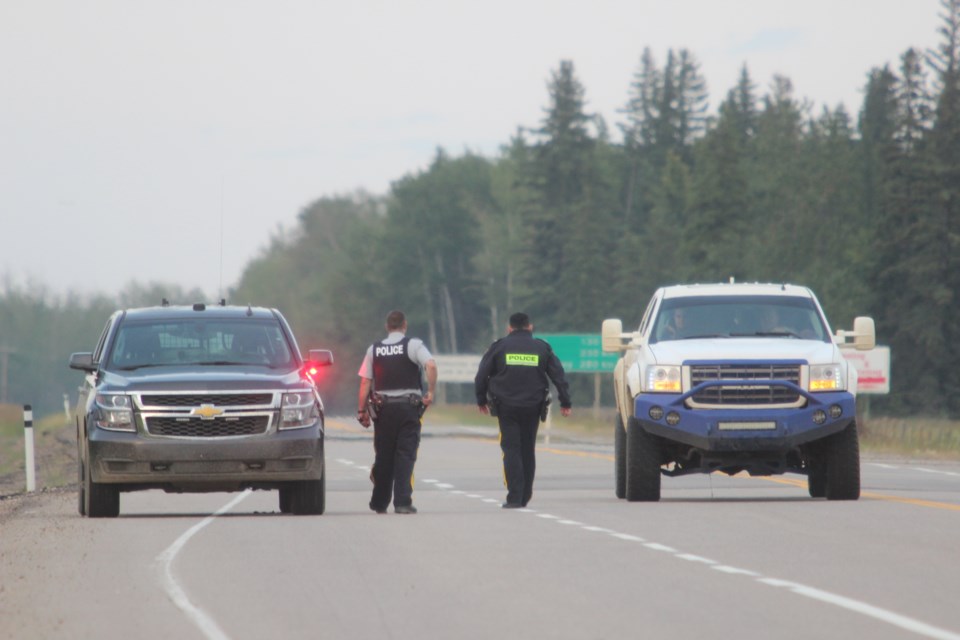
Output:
[69, 302, 333, 517]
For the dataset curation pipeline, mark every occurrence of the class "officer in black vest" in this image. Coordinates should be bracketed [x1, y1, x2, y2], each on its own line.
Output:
[475, 312, 572, 508]
[357, 310, 437, 514]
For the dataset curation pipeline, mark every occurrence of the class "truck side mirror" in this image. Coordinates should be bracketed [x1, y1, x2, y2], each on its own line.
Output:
[835, 317, 876, 351]
[602, 319, 624, 353]
[852, 317, 876, 351]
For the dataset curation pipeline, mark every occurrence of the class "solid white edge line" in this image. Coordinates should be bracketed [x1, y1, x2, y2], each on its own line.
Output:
[155, 490, 252, 640]
[759, 579, 960, 640]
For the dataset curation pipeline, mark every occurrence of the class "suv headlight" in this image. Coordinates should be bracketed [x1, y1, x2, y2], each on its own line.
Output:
[95, 394, 134, 432]
[644, 365, 682, 393]
[809, 364, 844, 392]
[280, 391, 319, 430]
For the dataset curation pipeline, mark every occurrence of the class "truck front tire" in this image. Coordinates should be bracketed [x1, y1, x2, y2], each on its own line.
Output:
[615, 415, 626, 499]
[626, 418, 661, 502]
[825, 421, 860, 501]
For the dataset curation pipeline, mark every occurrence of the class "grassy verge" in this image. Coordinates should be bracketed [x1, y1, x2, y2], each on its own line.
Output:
[3, 405, 957, 498]
[0, 405, 76, 497]
[426, 404, 960, 459]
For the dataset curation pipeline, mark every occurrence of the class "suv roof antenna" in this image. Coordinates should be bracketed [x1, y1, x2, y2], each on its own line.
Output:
[246, 304, 253, 317]
[218, 175, 225, 302]
[161, 298, 169, 307]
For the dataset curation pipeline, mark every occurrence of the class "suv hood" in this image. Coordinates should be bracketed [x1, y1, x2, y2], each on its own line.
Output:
[649, 338, 840, 365]
[100, 367, 307, 392]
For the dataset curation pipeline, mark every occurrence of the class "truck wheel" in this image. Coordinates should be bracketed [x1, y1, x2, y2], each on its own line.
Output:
[278, 488, 293, 513]
[84, 452, 119, 518]
[807, 464, 826, 498]
[825, 421, 860, 501]
[615, 415, 626, 499]
[626, 418, 661, 502]
[290, 463, 326, 515]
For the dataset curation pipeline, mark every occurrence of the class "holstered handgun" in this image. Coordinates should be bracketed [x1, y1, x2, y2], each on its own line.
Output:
[486, 392, 498, 417]
[366, 392, 382, 421]
[540, 391, 552, 423]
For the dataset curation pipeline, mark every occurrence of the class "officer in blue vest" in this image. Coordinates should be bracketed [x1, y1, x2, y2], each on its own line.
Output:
[475, 312, 572, 508]
[357, 310, 437, 514]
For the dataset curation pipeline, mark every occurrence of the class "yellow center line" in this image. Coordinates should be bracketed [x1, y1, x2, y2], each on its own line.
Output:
[539, 446, 960, 511]
[329, 422, 960, 512]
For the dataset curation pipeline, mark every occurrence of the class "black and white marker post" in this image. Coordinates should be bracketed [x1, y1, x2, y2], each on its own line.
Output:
[23, 404, 36, 492]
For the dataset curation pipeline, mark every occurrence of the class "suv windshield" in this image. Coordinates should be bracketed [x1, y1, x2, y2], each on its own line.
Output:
[650, 295, 829, 343]
[108, 319, 295, 370]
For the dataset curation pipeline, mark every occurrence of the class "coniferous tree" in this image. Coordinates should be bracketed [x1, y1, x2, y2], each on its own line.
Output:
[926, 0, 960, 412]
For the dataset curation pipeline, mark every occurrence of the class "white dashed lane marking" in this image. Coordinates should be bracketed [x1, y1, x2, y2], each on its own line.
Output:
[336, 458, 960, 640]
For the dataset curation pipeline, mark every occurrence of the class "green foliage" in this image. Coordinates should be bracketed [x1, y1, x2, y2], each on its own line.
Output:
[6, 3, 960, 418]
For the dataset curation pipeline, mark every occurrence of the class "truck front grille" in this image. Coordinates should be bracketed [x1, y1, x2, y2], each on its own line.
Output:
[146, 416, 270, 437]
[141, 393, 274, 407]
[690, 364, 801, 405]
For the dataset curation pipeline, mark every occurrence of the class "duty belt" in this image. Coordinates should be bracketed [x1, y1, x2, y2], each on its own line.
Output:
[375, 393, 422, 405]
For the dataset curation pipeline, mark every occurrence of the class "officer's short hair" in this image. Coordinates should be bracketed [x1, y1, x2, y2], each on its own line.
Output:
[509, 312, 531, 330]
[386, 310, 406, 331]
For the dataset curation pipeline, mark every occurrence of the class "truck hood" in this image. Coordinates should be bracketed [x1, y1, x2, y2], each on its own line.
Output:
[99, 366, 307, 392]
[648, 338, 840, 365]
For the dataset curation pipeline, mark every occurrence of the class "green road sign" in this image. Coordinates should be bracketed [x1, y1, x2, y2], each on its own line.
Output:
[537, 333, 617, 373]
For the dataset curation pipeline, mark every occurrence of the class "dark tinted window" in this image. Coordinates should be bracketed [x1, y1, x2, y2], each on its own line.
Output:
[108, 319, 294, 369]
[650, 295, 829, 343]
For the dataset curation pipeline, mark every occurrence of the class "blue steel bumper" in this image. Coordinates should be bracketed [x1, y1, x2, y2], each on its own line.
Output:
[634, 381, 855, 452]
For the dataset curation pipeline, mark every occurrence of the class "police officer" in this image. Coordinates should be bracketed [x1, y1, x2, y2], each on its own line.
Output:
[475, 312, 571, 509]
[357, 310, 437, 514]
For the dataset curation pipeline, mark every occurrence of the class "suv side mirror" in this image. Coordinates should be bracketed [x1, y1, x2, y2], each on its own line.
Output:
[308, 349, 334, 366]
[69, 352, 96, 372]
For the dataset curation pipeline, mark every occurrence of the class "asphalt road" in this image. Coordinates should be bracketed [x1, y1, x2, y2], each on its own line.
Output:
[1, 420, 959, 640]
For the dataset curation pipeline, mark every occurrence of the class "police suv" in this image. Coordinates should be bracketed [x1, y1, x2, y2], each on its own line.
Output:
[69, 302, 332, 517]
[602, 283, 875, 501]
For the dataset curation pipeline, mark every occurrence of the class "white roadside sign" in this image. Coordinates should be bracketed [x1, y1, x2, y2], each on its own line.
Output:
[433, 354, 482, 384]
[843, 345, 890, 394]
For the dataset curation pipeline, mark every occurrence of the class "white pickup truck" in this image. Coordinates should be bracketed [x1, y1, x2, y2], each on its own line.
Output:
[602, 283, 875, 501]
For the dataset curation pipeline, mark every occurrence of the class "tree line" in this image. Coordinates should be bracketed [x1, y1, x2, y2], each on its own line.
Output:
[4, 1, 959, 417]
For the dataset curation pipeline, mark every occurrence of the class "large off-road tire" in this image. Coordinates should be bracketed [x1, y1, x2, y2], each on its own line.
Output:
[83, 451, 120, 518]
[278, 488, 293, 513]
[825, 421, 860, 501]
[807, 463, 827, 498]
[625, 418, 661, 502]
[615, 415, 626, 499]
[289, 462, 326, 515]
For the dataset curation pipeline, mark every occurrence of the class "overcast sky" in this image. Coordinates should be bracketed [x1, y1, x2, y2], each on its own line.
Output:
[0, 0, 944, 300]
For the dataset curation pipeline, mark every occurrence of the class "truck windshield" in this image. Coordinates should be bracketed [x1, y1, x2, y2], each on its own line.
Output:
[108, 319, 295, 370]
[650, 295, 829, 343]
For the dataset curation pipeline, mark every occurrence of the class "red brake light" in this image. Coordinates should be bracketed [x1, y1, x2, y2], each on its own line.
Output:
[302, 362, 322, 382]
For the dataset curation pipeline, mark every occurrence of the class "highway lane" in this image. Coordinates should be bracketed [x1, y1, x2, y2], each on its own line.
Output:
[1, 421, 959, 640]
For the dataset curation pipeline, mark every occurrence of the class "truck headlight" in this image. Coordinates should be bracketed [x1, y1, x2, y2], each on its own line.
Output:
[95, 394, 135, 432]
[645, 365, 681, 393]
[809, 364, 844, 392]
[280, 392, 319, 430]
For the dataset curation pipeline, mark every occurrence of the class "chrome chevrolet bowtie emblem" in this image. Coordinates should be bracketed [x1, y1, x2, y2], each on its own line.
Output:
[191, 404, 224, 420]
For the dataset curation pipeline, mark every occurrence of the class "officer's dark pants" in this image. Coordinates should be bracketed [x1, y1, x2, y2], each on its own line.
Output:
[498, 404, 541, 506]
[370, 402, 422, 510]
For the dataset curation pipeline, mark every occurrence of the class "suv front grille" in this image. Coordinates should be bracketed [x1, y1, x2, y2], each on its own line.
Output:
[146, 416, 270, 437]
[142, 393, 274, 407]
[690, 364, 801, 405]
